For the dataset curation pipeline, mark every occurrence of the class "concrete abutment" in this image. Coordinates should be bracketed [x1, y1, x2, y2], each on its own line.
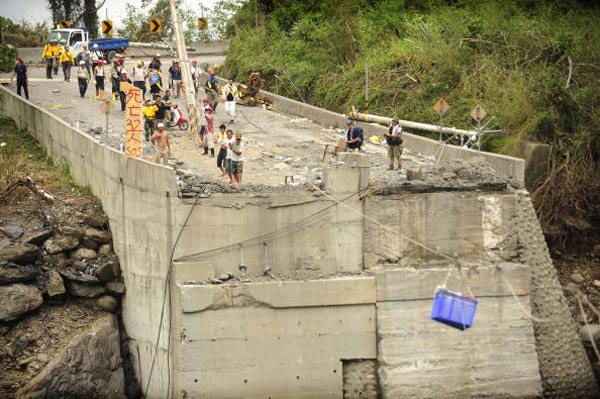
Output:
[1, 86, 596, 398]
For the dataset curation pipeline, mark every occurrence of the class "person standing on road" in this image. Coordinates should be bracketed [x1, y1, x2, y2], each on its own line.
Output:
[60, 45, 75, 82]
[346, 120, 364, 152]
[222, 78, 238, 124]
[149, 54, 161, 71]
[224, 129, 235, 183]
[10, 57, 29, 100]
[204, 70, 220, 111]
[190, 59, 201, 94]
[111, 55, 125, 100]
[230, 133, 244, 184]
[168, 61, 183, 98]
[132, 61, 147, 98]
[118, 71, 132, 111]
[143, 99, 159, 141]
[215, 124, 228, 176]
[76, 60, 90, 98]
[384, 118, 403, 170]
[42, 40, 59, 79]
[203, 107, 215, 157]
[148, 68, 162, 96]
[79, 43, 91, 75]
[90, 44, 103, 71]
[94, 59, 106, 98]
[151, 122, 170, 165]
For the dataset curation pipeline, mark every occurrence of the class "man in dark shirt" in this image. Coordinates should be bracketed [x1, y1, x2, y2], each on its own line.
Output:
[11, 57, 29, 100]
[154, 96, 171, 125]
[346, 120, 364, 151]
[168, 61, 183, 98]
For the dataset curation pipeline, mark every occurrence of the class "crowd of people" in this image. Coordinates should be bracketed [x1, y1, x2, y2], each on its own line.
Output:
[10, 41, 404, 183]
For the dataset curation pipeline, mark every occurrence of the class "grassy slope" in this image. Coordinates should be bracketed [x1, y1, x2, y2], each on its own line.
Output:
[223, 0, 600, 233]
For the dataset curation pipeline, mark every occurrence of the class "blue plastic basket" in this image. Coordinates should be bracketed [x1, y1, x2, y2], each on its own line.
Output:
[430, 289, 478, 330]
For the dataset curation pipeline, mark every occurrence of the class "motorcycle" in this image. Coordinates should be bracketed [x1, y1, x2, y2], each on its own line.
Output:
[168, 104, 189, 130]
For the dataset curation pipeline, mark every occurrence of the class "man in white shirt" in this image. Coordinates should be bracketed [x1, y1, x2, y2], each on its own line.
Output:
[230, 133, 244, 184]
[222, 78, 238, 123]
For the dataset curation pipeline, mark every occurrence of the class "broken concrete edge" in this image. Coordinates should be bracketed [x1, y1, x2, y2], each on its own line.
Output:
[205, 73, 525, 182]
[179, 276, 377, 313]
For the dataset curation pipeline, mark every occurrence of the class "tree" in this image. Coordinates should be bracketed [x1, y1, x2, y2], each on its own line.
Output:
[46, 0, 105, 37]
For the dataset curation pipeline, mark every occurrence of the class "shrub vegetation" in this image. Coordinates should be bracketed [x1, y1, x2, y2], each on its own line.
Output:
[223, 0, 600, 238]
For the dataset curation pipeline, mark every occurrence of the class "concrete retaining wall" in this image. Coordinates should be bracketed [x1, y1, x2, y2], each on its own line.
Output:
[0, 86, 178, 398]
[2, 86, 574, 399]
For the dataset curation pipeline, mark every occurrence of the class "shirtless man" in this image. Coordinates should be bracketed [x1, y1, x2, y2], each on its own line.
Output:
[151, 123, 171, 165]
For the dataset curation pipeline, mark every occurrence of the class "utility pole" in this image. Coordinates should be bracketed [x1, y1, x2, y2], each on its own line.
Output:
[168, 0, 199, 138]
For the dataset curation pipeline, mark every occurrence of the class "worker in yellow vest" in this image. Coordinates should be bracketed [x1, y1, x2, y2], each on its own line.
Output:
[59, 45, 75, 82]
[42, 41, 61, 79]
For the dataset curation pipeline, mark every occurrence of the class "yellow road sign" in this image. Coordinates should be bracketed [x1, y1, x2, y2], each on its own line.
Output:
[150, 18, 162, 33]
[102, 20, 113, 36]
[433, 97, 450, 115]
[59, 21, 72, 29]
[197, 17, 208, 32]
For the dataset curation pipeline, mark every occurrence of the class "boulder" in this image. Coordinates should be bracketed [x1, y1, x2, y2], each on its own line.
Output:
[65, 280, 105, 298]
[94, 263, 116, 283]
[46, 270, 66, 297]
[0, 284, 43, 321]
[105, 281, 125, 296]
[61, 226, 84, 238]
[1, 225, 24, 239]
[84, 213, 109, 228]
[81, 238, 99, 250]
[0, 262, 39, 284]
[93, 295, 118, 313]
[59, 269, 99, 283]
[22, 228, 53, 246]
[0, 244, 40, 265]
[98, 244, 112, 256]
[44, 236, 80, 255]
[71, 248, 98, 261]
[570, 272, 585, 284]
[84, 227, 111, 244]
[15, 314, 126, 399]
[593, 244, 600, 257]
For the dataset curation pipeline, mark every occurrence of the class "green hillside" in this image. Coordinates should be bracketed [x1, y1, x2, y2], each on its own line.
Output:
[222, 0, 600, 237]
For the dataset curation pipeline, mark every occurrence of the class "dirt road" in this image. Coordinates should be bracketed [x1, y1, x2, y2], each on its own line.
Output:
[1, 59, 431, 186]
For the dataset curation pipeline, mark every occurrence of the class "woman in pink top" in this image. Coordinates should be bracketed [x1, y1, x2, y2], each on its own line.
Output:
[203, 107, 215, 157]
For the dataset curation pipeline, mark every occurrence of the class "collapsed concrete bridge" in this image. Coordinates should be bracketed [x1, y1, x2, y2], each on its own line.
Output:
[0, 85, 597, 399]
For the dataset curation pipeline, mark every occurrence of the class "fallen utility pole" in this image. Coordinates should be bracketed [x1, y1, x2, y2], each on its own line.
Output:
[169, 0, 199, 139]
[349, 107, 502, 138]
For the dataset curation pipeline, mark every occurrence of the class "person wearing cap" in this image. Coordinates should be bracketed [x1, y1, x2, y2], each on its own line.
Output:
[93, 59, 106, 98]
[204, 70, 220, 111]
[151, 122, 171, 165]
[10, 57, 28, 100]
[229, 133, 244, 183]
[76, 60, 91, 98]
[143, 99, 159, 140]
[118, 71, 132, 111]
[111, 54, 125, 100]
[168, 60, 183, 98]
[59, 45, 75, 82]
[345, 119, 364, 152]
[222, 78, 239, 124]
[132, 60, 147, 97]
[90, 43, 103, 71]
[384, 118, 403, 170]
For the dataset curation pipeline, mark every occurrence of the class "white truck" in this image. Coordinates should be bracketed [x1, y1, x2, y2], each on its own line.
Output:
[47, 28, 129, 62]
